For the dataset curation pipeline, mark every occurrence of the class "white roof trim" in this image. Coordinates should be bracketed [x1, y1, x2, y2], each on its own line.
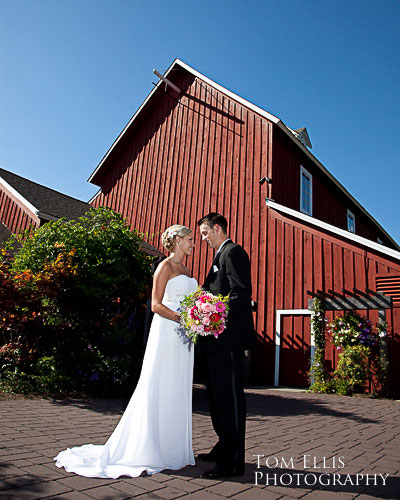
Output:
[174, 59, 281, 124]
[88, 58, 398, 249]
[266, 199, 400, 261]
[88, 189, 102, 204]
[0, 175, 39, 217]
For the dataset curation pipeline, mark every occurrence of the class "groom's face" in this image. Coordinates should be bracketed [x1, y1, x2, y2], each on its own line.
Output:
[199, 222, 219, 249]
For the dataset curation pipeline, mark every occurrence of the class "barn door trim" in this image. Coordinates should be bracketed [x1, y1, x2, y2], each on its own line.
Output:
[275, 309, 313, 387]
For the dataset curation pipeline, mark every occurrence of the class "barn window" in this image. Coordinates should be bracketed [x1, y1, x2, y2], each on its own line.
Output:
[300, 166, 312, 216]
[377, 237, 383, 244]
[347, 209, 355, 233]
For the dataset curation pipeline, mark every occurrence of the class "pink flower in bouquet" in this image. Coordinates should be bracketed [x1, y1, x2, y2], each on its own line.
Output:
[189, 306, 200, 320]
[215, 301, 226, 312]
[210, 313, 221, 322]
[198, 294, 211, 303]
[200, 302, 213, 313]
[203, 315, 211, 326]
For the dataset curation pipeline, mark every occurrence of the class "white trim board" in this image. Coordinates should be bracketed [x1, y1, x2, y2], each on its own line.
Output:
[88, 189, 102, 205]
[266, 199, 400, 261]
[0, 176, 39, 217]
[275, 309, 313, 387]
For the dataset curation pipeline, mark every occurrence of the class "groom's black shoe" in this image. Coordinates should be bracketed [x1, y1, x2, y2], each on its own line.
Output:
[201, 465, 245, 479]
[197, 452, 217, 462]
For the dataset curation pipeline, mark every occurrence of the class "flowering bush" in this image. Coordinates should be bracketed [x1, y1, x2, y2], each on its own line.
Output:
[328, 312, 385, 351]
[309, 308, 389, 397]
[309, 299, 327, 388]
[327, 312, 388, 396]
[0, 207, 152, 396]
[177, 287, 229, 344]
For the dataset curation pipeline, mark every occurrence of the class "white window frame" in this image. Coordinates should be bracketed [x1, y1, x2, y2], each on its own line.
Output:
[347, 209, 356, 233]
[300, 166, 312, 216]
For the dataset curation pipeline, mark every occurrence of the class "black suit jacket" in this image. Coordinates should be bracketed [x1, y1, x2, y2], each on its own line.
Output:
[199, 240, 255, 353]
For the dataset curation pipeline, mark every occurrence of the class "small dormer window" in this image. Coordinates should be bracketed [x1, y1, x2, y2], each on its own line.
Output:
[347, 209, 355, 233]
[300, 166, 312, 216]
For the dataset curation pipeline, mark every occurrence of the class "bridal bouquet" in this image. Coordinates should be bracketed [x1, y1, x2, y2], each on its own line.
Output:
[177, 287, 229, 344]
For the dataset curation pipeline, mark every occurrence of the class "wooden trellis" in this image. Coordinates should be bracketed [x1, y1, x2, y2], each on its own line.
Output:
[308, 287, 392, 319]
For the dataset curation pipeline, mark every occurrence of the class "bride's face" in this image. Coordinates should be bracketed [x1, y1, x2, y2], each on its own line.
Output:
[176, 232, 194, 256]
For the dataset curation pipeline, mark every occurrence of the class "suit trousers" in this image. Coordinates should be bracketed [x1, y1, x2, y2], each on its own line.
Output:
[203, 349, 246, 471]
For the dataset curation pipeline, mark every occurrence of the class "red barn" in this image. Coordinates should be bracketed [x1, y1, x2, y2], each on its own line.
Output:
[88, 59, 400, 394]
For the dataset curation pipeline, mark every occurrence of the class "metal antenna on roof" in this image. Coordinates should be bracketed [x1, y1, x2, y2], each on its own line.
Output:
[153, 69, 181, 94]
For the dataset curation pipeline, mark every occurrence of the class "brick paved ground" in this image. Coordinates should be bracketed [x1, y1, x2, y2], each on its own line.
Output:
[0, 385, 399, 499]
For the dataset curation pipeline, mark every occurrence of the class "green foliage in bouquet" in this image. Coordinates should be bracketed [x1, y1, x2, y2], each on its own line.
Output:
[0, 207, 152, 396]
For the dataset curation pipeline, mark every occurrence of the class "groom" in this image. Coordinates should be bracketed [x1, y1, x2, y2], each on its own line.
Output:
[197, 213, 255, 478]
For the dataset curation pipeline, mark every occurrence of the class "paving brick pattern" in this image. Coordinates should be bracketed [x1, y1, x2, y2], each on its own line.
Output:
[0, 386, 399, 499]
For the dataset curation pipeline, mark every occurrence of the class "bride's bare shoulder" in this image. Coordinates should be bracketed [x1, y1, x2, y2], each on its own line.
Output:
[154, 259, 173, 279]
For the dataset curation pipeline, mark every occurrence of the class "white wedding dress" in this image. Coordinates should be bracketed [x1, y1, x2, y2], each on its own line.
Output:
[54, 274, 198, 478]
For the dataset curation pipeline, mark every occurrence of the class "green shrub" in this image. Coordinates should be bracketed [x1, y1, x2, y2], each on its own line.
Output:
[0, 207, 153, 396]
[333, 344, 370, 396]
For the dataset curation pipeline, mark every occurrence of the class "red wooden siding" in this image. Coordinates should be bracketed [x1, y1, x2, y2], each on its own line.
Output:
[271, 127, 395, 248]
[91, 68, 273, 309]
[0, 187, 39, 235]
[250, 206, 400, 393]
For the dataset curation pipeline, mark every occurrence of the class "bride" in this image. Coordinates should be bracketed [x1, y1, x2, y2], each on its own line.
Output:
[54, 225, 197, 478]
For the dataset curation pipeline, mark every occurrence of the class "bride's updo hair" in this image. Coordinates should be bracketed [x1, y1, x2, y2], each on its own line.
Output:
[161, 224, 192, 252]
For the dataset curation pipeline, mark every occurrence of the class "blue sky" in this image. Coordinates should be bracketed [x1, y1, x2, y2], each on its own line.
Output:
[1, 0, 399, 244]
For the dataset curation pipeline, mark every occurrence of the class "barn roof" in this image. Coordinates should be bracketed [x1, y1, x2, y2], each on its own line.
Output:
[0, 168, 90, 222]
[0, 168, 164, 257]
[88, 58, 398, 250]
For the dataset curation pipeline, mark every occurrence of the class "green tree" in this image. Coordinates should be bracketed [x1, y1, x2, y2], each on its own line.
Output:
[1, 207, 153, 396]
